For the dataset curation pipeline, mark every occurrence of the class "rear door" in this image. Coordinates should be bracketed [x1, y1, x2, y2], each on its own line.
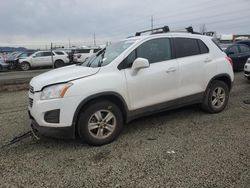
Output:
[227, 45, 240, 70]
[238, 45, 250, 69]
[174, 37, 210, 98]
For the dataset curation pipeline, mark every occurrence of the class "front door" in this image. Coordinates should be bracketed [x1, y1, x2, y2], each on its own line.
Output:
[124, 38, 179, 110]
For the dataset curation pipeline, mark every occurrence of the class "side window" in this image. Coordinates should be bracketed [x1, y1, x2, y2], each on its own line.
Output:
[42, 52, 52, 56]
[175, 38, 200, 58]
[78, 49, 91, 53]
[119, 38, 172, 69]
[35, 52, 43, 57]
[198, 40, 209, 54]
[137, 38, 172, 64]
[239, 45, 250, 53]
[228, 46, 239, 54]
[55, 51, 64, 55]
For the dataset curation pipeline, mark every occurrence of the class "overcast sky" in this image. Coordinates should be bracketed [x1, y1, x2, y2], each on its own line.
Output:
[0, 0, 250, 48]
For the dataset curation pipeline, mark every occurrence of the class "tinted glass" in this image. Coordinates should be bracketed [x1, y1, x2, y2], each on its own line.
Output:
[137, 38, 172, 64]
[239, 45, 250, 53]
[198, 40, 209, 54]
[175, 38, 200, 58]
[228, 46, 239, 54]
[55, 51, 64, 55]
[76, 49, 91, 53]
[35, 52, 43, 57]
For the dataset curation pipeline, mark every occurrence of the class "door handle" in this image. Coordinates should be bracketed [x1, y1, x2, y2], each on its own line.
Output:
[166, 67, 177, 73]
[204, 58, 212, 63]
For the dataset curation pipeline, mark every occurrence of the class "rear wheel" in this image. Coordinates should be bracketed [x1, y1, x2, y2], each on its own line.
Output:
[54, 60, 64, 68]
[201, 80, 229, 113]
[20, 62, 30, 71]
[77, 100, 123, 146]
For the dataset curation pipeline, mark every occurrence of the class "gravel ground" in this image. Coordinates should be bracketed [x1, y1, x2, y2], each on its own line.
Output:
[0, 72, 249, 188]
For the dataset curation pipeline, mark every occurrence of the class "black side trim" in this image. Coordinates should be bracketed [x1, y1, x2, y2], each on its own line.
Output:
[127, 92, 204, 122]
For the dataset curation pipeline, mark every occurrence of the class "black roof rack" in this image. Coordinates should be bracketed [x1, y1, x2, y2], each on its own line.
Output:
[135, 26, 170, 36]
[135, 26, 201, 36]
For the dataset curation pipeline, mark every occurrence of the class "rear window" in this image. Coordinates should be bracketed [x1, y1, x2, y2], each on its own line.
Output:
[239, 45, 250, 53]
[175, 38, 200, 58]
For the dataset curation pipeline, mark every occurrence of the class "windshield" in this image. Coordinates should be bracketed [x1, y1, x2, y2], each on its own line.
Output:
[81, 40, 135, 67]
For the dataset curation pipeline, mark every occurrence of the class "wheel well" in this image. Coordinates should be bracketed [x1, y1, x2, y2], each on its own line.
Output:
[73, 94, 128, 136]
[55, 59, 64, 63]
[211, 75, 232, 91]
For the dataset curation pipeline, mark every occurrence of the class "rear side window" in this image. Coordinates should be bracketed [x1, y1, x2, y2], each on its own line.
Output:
[239, 45, 250, 53]
[175, 38, 200, 58]
[198, 40, 209, 54]
[55, 51, 64, 55]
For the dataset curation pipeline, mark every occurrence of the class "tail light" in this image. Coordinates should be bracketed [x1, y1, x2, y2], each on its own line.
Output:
[226, 56, 233, 66]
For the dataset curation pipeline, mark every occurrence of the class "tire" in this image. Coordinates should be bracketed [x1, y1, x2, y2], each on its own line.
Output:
[77, 100, 123, 146]
[201, 80, 229, 113]
[20, 62, 31, 71]
[54, 60, 64, 68]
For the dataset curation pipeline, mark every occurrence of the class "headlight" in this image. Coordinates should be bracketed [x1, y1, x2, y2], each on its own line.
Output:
[41, 83, 73, 100]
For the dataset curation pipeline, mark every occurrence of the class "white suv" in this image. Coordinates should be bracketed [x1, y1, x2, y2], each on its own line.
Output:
[73, 48, 101, 63]
[28, 30, 234, 145]
[19, 50, 70, 71]
[244, 58, 250, 80]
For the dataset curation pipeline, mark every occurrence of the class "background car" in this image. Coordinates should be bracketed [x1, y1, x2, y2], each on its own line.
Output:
[0, 58, 9, 71]
[6, 50, 36, 70]
[73, 47, 101, 63]
[19, 50, 70, 71]
[244, 58, 250, 80]
[237, 40, 250, 48]
[225, 44, 250, 71]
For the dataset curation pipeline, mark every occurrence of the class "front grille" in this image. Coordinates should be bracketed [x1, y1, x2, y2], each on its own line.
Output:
[29, 85, 34, 94]
[29, 98, 33, 108]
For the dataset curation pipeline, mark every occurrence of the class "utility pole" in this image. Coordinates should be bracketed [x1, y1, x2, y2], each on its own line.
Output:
[51, 42, 54, 69]
[151, 16, 154, 30]
[93, 32, 96, 46]
[68, 39, 71, 48]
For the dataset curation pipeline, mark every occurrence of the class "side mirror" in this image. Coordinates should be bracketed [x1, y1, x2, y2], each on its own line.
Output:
[131, 58, 150, 71]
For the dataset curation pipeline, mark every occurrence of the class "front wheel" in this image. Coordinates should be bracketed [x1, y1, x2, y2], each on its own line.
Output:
[77, 100, 123, 146]
[20, 62, 30, 71]
[54, 60, 64, 68]
[201, 80, 229, 113]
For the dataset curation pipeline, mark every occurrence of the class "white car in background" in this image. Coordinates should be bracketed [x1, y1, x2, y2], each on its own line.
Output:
[244, 58, 250, 80]
[73, 48, 101, 63]
[19, 50, 70, 71]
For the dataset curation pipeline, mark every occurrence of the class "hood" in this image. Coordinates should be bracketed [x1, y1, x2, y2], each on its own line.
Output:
[30, 65, 100, 91]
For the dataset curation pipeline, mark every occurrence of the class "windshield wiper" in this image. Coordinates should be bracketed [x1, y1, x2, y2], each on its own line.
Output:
[87, 48, 106, 67]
